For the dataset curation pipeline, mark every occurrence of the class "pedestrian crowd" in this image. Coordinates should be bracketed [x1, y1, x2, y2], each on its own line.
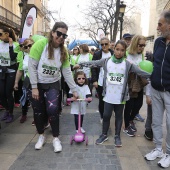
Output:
[0, 9, 170, 169]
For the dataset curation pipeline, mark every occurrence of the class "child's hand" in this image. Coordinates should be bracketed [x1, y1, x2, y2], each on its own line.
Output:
[9, 37, 13, 46]
[146, 95, 152, 105]
[87, 97, 92, 103]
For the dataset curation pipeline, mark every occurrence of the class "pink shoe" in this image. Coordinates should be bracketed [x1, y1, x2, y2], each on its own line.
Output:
[0, 105, 4, 110]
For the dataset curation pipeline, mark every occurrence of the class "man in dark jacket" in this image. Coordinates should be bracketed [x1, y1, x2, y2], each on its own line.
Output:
[91, 37, 113, 123]
[145, 10, 170, 168]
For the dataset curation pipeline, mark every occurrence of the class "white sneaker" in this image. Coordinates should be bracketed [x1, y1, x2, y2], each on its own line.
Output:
[53, 138, 62, 153]
[158, 153, 170, 168]
[145, 148, 164, 161]
[35, 135, 46, 150]
[81, 128, 85, 133]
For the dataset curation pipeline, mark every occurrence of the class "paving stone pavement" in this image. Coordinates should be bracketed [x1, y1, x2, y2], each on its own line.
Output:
[0, 95, 170, 170]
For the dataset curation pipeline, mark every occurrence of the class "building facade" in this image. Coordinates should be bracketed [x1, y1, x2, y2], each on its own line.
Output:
[0, 0, 51, 37]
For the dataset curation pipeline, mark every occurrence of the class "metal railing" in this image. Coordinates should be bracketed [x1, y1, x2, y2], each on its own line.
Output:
[0, 6, 21, 30]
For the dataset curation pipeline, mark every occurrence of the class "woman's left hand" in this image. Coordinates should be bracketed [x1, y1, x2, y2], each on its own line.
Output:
[9, 37, 13, 46]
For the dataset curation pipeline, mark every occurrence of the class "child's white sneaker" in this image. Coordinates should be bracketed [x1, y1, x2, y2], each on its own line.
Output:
[35, 135, 46, 150]
[158, 153, 170, 168]
[53, 138, 62, 153]
[145, 148, 164, 161]
[81, 128, 85, 133]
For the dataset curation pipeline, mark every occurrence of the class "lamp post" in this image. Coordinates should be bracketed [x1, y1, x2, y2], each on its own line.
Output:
[18, 0, 28, 38]
[119, 1, 126, 39]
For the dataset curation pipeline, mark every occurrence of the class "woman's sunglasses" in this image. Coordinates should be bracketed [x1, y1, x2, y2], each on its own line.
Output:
[23, 44, 32, 49]
[77, 78, 85, 80]
[138, 44, 146, 48]
[0, 32, 4, 37]
[55, 31, 68, 39]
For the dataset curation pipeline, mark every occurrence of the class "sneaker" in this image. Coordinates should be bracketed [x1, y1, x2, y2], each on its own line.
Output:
[145, 148, 164, 161]
[5, 115, 14, 123]
[134, 113, 145, 122]
[123, 126, 135, 137]
[0, 111, 9, 121]
[96, 134, 108, 145]
[81, 127, 85, 133]
[14, 103, 20, 108]
[144, 130, 153, 141]
[32, 120, 35, 126]
[20, 115, 27, 123]
[53, 138, 62, 153]
[114, 135, 122, 147]
[35, 135, 46, 150]
[158, 153, 170, 168]
[129, 121, 137, 132]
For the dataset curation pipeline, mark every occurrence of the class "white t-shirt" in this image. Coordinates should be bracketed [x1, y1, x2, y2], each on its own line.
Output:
[70, 84, 91, 115]
[103, 59, 126, 104]
[98, 51, 111, 86]
[127, 53, 142, 66]
[37, 45, 61, 83]
[77, 54, 91, 78]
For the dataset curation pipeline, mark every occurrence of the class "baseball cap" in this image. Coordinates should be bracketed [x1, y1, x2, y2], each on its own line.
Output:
[18, 38, 27, 44]
[123, 33, 132, 39]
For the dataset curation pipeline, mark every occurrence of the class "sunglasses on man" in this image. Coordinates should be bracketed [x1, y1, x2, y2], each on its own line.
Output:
[55, 31, 68, 39]
[101, 43, 109, 46]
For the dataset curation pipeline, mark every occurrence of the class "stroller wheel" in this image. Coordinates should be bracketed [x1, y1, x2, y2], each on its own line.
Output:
[70, 136, 74, 145]
[85, 136, 88, 146]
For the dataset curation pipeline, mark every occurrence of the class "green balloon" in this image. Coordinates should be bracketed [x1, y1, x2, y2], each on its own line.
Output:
[31, 35, 45, 42]
[139, 60, 153, 73]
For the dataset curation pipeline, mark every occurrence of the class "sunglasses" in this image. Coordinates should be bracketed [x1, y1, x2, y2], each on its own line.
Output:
[101, 43, 108, 46]
[77, 77, 85, 80]
[23, 44, 32, 49]
[55, 31, 68, 39]
[0, 32, 4, 37]
[19, 44, 23, 48]
[138, 44, 146, 48]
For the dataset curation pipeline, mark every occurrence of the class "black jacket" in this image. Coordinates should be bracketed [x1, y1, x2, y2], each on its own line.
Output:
[91, 49, 113, 83]
[151, 37, 170, 91]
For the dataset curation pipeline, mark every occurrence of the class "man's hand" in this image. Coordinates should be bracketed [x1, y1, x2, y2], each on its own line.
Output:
[146, 95, 152, 105]
[32, 88, 39, 100]
[93, 81, 98, 88]
[14, 82, 18, 90]
[72, 91, 78, 99]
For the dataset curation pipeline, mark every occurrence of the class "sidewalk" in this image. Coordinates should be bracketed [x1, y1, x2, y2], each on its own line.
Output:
[0, 96, 168, 170]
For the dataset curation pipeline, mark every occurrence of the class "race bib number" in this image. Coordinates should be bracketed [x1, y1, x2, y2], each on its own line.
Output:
[41, 64, 58, 76]
[0, 57, 10, 66]
[107, 73, 124, 85]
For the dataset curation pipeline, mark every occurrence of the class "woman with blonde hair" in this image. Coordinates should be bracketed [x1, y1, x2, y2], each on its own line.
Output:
[28, 22, 78, 152]
[123, 35, 147, 137]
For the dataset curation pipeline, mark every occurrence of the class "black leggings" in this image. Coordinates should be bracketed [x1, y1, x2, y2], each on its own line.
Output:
[28, 87, 61, 137]
[124, 89, 143, 128]
[74, 114, 84, 130]
[96, 85, 104, 119]
[102, 102, 124, 136]
[0, 72, 16, 113]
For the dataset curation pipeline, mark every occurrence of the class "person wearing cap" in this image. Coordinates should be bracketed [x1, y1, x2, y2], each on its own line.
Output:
[123, 33, 132, 47]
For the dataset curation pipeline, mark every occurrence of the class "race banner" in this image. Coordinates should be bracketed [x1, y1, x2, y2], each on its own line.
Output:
[21, 7, 37, 38]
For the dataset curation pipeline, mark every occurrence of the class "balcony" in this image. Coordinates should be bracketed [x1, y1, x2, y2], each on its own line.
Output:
[0, 6, 21, 31]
